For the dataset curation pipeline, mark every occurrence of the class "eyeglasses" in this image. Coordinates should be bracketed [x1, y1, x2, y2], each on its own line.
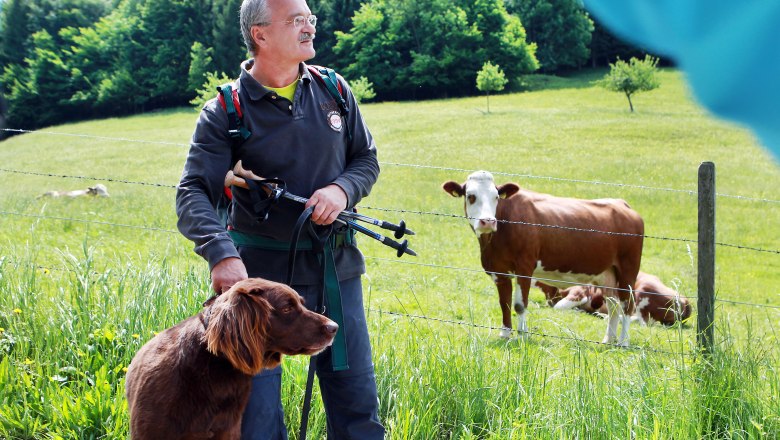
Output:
[258, 15, 317, 28]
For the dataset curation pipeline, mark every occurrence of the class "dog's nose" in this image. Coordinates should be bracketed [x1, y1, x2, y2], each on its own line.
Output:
[323, 322, 339, 335]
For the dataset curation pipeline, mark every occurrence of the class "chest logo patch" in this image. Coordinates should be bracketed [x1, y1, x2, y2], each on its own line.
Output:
[327, 111, 343, 132]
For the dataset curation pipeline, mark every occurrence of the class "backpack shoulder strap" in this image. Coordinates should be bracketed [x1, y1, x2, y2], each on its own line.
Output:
[216, 82, 251, 141]
[307, 65, 351, 140]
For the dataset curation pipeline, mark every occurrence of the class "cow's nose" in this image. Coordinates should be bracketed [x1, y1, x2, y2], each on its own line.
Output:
[479, 218, 497, 229]
[323, 321, 339, 335]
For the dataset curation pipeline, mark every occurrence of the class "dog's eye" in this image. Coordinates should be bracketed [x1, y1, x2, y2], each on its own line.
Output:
[279, 305, 295, 314]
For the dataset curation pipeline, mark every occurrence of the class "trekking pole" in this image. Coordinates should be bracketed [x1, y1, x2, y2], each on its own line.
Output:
[273, 187, 414, 239]
[225, 166, 417, 257]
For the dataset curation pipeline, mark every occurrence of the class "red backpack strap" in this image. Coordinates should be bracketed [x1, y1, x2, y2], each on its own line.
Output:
[216, 82, 250, 140]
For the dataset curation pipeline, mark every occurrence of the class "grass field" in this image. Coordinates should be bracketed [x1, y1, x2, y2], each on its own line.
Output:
[0, 69, 779, 439]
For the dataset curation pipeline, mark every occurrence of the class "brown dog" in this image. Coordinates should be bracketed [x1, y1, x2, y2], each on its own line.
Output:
[125, 278, 338, 439]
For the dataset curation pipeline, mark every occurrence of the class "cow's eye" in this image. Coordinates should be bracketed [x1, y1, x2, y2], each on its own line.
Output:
[467, 195, 476, 204]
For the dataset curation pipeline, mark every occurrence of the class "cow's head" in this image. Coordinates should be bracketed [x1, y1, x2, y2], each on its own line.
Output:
[88, 184, 109, 197]
[442, 171, 519, 235]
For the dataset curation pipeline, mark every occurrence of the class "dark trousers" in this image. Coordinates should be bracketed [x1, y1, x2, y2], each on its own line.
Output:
[240, 276, 385, 440]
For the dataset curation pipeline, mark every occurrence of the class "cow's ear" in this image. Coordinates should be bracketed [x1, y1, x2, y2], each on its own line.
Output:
[442, 181, 465, 198]
[497, 183, 519, 199]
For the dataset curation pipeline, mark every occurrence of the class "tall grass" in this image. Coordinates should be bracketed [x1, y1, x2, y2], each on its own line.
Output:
[0, 69, 778, 438]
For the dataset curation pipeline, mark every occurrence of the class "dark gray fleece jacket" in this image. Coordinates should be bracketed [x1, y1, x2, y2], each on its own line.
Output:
[176, 60, 379, 284]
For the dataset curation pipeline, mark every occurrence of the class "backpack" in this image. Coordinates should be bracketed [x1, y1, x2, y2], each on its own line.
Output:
[216, 65, 351, 226]
[216, 64, 351, 143]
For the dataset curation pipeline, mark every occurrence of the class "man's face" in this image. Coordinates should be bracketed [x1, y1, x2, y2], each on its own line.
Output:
[261, 0, 316, 63]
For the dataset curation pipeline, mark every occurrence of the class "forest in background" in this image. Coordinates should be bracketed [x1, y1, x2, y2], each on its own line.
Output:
[0, 0, 649, 132]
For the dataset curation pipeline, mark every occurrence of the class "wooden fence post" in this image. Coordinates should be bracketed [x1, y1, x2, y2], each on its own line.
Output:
[697, 161, 716, 354]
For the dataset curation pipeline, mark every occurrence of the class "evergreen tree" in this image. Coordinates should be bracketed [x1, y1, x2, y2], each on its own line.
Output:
[0, 0, 32, 67]
[211, 0, 245, 76]
[308, 0, 362, 69]
[134, 0, 197, 106]
[188, 41, 213, 94]
[5, 30, 73, 127]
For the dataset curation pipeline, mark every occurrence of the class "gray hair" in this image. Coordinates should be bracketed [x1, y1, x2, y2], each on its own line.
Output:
[240, 0, 271, 54]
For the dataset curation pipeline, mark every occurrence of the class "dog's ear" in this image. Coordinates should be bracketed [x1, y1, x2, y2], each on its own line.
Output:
[204, 282, 274, 375]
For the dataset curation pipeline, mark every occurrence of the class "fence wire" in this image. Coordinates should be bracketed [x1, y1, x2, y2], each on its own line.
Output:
[0, 256, 693, 358]
[2, 167, 778, 255]
[1, 128, 779, 350]
[3, 127, 779, 204]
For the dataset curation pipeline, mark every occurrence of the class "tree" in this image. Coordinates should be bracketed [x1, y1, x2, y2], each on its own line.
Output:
[308, 0, 362, 69]
[188, 41, 213, 95]
[0, 0, 31, 67]
[5, 30, 73, 128]
[599, 55, 660, 112]
[210, 0, 245, 75]
[349, 76, 376, 103]
[335, 0, 537, 100]
[506, 0, 593, 72]
[476, 61, 507, 113]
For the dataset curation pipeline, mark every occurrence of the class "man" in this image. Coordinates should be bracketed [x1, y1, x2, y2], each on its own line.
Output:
[175, 0, 384, 438]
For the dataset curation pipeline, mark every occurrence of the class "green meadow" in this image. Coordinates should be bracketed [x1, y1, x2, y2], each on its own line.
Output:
[0, 69, 779, 439]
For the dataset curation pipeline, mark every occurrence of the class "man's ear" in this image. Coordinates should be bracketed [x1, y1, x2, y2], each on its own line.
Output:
[497, 183, 519, 199]
[251, 25, 267, 49]
[442, 181, 465, 198]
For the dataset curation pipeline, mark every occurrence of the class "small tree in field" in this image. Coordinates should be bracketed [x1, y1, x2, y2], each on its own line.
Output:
[599, 55, 660, 112]
[476, 61, 508, 113]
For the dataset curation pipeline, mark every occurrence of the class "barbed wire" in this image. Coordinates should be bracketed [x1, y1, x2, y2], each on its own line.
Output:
[364, 256, 698, 300]
[1, 167, 778, 255]
[0, 255, 692, 357]
[0, 256, 772, 356]
[364, 256, 780, 312]
[1, 216, 777, 310]
[380, 161, 780, 205]
[0, 203, 776, 300]
[0, 210, 179, 234]
[0, 168, 178, 188]
[3, 128, 778, 204]
[368, 308, 694, 357]
[0, 128, 188, 147]
[361, 206, 780, 255]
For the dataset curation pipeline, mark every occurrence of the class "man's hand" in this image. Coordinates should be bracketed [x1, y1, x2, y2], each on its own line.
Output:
[306, 184, 347, 225]
[211, 257, 248, 294]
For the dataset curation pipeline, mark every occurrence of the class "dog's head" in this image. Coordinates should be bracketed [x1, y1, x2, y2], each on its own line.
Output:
[203, 278, 338, 375]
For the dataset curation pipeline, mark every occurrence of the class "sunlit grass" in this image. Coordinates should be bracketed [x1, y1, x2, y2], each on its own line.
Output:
[0, 69, 778, 438]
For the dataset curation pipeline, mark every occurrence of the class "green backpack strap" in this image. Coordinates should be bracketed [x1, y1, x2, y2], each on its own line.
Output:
[216, 83, 251, 141]
[307, 65, 352, 141]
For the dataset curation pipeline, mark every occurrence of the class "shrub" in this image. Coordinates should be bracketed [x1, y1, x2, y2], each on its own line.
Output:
[599, 55, 660, 112]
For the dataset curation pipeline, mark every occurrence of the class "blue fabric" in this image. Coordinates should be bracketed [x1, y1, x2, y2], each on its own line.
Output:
[583, 0, 780, 160]
[240, 277, 384, 439]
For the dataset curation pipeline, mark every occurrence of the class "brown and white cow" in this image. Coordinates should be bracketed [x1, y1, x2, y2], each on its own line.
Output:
[539, 272, 692, 326]
[443, 171, 644, 345]
[40, 183, 109, 198]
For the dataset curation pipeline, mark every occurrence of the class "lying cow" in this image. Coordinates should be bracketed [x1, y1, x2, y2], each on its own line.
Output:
[40, 183, 109, 198]
[539, 271, 692, 326]
[443, 171, 644, 346]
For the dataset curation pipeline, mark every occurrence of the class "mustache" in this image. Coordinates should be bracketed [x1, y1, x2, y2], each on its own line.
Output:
[299, 33, 315, 42]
